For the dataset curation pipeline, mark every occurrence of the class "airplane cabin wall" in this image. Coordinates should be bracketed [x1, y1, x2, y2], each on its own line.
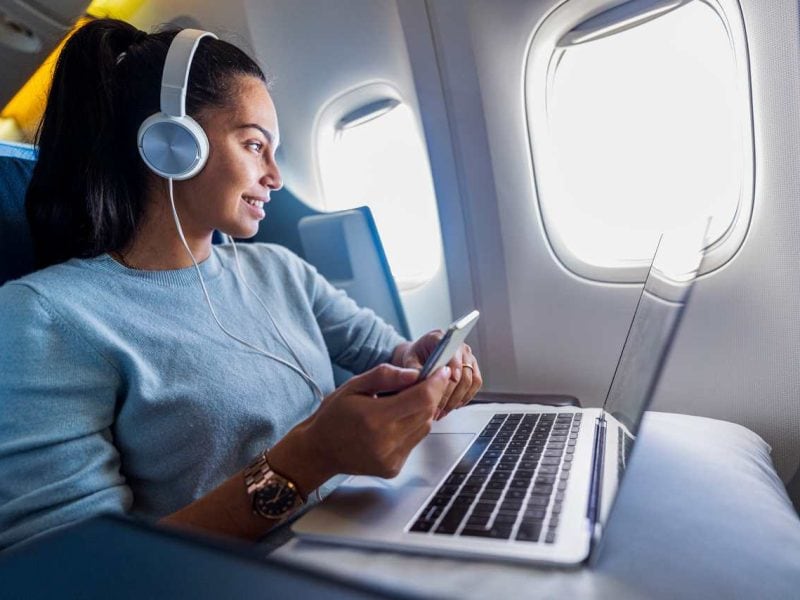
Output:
[416, 0, 800, 488]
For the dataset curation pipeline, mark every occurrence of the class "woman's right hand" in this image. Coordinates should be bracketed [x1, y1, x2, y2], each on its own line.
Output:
[162, 364, 451, 540]
[305, 364, 451, 480]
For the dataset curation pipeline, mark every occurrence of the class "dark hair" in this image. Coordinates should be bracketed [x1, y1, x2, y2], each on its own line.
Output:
[25, 18, 266, 268]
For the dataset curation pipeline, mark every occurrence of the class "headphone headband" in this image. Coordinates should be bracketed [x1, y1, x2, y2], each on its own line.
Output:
[160, 29, 218, 117]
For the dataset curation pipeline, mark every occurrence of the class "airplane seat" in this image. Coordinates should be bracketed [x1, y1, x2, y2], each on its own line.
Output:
[0, 141, 37, 286]
[248, 190, 412, 385]
[297, 207, 411, 385]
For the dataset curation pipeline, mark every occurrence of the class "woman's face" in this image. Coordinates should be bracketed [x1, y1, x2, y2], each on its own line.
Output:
[174, 75, 282, 240]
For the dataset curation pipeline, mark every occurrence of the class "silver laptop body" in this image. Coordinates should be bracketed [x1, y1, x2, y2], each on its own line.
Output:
[294, 225, 707, 565]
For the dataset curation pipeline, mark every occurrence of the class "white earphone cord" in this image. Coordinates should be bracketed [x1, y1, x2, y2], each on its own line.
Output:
[166, 178, 325, 403]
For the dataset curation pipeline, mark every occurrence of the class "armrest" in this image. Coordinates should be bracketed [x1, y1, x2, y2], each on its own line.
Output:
[472, 391, 580, 407]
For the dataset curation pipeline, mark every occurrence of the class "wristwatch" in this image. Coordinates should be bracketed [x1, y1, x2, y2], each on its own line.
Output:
[244, 452, 305, 520]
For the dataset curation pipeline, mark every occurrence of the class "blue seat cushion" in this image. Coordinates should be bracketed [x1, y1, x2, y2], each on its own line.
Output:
[0, 142, 37, 285]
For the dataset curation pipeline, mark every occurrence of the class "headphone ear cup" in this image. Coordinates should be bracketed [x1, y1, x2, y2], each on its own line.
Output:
[137, 113, 209, 180]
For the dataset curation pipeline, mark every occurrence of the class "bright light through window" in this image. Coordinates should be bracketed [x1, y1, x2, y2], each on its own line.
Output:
[318, 102, 443, 290]
[528, 1, 751, 280]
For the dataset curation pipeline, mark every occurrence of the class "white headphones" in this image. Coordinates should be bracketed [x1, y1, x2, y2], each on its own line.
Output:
[137, 29, 217, 180]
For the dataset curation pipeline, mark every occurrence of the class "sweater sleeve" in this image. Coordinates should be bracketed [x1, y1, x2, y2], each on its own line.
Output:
[270, 246, 407, 374]
[0, 283, 132, 550]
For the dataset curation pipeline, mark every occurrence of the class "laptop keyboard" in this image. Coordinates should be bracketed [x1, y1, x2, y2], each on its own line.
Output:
[409, 412, 582, 544]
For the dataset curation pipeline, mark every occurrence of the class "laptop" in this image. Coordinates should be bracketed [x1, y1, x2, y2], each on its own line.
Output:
[293, 223, 708, 565]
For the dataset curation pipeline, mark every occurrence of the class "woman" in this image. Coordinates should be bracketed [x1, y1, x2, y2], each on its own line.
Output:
[0, 18, 482, 548]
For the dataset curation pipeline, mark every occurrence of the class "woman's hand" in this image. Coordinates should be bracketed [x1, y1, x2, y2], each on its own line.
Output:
[393, 331, 483, 419]
[296, 363, 452, 480]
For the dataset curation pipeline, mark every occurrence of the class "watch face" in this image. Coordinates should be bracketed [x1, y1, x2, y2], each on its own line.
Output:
[253, 480, 298, 518]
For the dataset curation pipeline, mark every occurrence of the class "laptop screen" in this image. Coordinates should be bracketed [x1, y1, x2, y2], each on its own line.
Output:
[591, 222, 708, 541]
[602, 225, 707, 432]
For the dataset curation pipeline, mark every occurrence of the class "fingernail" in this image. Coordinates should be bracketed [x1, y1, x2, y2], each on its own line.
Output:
[441, 366, 451, 379]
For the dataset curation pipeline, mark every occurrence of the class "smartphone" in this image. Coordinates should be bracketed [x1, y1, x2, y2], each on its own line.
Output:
[417, 310, 480, 380]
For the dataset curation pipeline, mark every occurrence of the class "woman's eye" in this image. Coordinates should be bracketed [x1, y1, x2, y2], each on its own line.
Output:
[245, 141, 264, 153]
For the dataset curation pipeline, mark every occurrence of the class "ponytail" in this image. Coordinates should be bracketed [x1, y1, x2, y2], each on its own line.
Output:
[27, 20, 145, 268]
[26, 18, 266, 268]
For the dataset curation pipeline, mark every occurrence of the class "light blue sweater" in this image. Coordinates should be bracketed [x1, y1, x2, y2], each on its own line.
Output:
[0, 243, 404, 549]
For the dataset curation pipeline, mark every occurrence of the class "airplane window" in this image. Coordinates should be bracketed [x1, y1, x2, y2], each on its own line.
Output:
[526, 0, 752, 282]
[317, 99, 443, 290]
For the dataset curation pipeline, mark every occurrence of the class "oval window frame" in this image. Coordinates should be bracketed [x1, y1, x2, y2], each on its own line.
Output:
[524, 0, 754, 282]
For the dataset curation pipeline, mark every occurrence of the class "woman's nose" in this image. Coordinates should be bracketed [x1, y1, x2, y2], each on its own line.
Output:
[262, 158, 283, 191]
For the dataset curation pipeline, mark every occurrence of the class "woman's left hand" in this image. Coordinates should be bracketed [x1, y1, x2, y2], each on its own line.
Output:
[393, 331, 483, 419]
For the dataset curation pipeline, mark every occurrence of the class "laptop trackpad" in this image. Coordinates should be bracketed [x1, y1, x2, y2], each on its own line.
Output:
[339, 433, 474, 490]
[293, 434, 475, 537]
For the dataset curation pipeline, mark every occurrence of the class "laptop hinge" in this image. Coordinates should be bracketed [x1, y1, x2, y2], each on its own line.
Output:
[587, 413, 607, 550]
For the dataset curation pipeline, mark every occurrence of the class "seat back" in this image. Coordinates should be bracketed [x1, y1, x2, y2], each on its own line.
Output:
[0, 142, 37, 285]
[298, 206, 410, 339]
[299, 207, 410, 385]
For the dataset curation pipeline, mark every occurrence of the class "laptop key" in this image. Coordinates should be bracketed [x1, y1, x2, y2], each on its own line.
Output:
[435, 522, 461, 535]
[467, 513, 491, 527]
[527, 496, 550, 507]
[461, 526, 492, 537]
[516, 523, 542, 542]
[493, 512, 518, 523]
[471, 503, 496, 516]
[410, 520, 435, 533]
[487, 525, 514, 539]
[521, 513, 545, 524]
[453, 440, 491, 474]
[453, 495, 475, 506]
[422, 505, 444, 522]
[524, 508, 546, 520]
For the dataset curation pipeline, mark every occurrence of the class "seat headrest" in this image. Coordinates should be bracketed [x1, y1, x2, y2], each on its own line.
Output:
[0, 142, 37, 285]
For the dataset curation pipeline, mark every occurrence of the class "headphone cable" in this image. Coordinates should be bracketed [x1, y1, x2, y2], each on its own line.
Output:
[166, 178, 325, 403]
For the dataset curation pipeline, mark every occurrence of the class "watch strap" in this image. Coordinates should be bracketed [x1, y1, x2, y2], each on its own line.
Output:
[244, 451, 307, 507]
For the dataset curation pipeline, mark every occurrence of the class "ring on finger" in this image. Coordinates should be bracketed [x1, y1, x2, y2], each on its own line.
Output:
[461, 364, 474, 371]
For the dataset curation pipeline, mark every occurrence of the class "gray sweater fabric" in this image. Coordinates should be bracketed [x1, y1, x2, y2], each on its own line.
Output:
[0, 243, 404, 549]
